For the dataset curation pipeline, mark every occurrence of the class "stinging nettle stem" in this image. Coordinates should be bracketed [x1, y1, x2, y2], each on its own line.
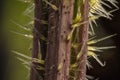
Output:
[75, 0, 89, 80]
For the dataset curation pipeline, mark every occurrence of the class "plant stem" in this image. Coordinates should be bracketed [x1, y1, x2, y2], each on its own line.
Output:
[45, 0, 74, 80]
[79, 0, 89, 80]
[74, 0, 89, 80]
[30, 0, 43, 80]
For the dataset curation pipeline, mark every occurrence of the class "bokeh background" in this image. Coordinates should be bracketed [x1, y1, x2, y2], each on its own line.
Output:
[0, 0, 120, 80]
[0, 0, 32, 80]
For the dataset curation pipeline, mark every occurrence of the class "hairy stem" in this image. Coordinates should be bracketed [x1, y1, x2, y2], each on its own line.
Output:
[74, 0, 89, 80]
[30, 0, 46, 80]
[78, 0, 89, 80]
[45, 0, 74, 80]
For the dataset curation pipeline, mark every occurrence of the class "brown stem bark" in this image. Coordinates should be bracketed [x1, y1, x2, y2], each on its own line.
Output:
[78, 0, 89, 80]
[45, 0, 74, 80]
[30, 0, 48, 80]
[30, 0, 40, 80]
[74, 0, 89, 80]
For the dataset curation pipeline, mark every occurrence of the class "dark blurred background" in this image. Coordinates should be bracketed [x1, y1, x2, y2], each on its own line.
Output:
[0, 0, 120, 80]
[88, 0, 120, 80]
[0, 0, 32, 80]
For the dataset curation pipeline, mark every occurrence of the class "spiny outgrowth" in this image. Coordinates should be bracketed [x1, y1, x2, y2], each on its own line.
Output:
[69, 0, 118, 79]
[89, 0, 119, 35]
[13, 0, 119, 80]
[87, 34, 116, 67]
[12, 50, 45, 70]
[68, 0, 118, 40]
